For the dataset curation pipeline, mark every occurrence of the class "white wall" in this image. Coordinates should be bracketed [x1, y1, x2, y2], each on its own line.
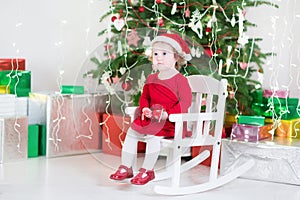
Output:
[1, 0, 299, 98]
[247, 0, 300, 99]
[0, 0, 110, 92]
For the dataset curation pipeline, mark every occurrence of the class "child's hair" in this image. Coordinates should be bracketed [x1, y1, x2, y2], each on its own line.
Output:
[148, 41, 187, 70]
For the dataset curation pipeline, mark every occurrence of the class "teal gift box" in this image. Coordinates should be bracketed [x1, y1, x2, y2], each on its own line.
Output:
[28, 124, 39, 158]
[237, 115, 265, 126]
[61, 85, 84, 94]
[0, 70, 31, 97]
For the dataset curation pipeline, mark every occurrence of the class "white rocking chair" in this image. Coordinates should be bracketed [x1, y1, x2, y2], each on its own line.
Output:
[125, 75, 254, 195]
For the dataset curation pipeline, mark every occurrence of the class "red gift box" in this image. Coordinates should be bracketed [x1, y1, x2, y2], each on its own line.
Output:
[0, 58, 25, 71]
[101, 113, 146, 156]
[191, 127, 226, 167]
[263, 89, 289, 98]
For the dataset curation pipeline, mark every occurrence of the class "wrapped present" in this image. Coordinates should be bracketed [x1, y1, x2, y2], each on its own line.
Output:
[230, 123, 273, 142]
[0, 117, 28, 163]
[276, 118, 300, 138]
[61, 85, 84, 95]
[0, 58, 25, 71]
[253, 98, 300, 120]
[0, 94, 16, 117]
[263, 89, 289, 98]
[0, 85, 10, 94]
[252, 103, 271, 117]
[47, 94, 102, 157]
[101, 113, 146, 156]
[28, 92, 49, 125]
[0, 70, 31, 97]
[39, 124, 47, 156]
[16, 97, 28, 117]
[237, 115, 265, 126]
[221, 138, 300, 185]
[28, 124, 39, 157]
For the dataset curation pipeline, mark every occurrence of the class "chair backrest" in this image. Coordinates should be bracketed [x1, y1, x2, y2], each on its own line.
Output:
[185, 75, 228, 146]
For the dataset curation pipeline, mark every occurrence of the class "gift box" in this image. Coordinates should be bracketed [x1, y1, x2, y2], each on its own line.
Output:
[237, 115, 265, 126]
[0, 117, 28, 163]
[39, 124, 47, 156]
[15, 97, 28, 117]
[101, 113, 146, 156]
[0, 94, 16, 117]
[253, 98, 300, 120]
[263, 89, 289, 98]
[276, 118, 300, 138]
[0, 85, 10, 94]
[221, 138, 300, 185]
[0, 70, 31, 97]
[46, 94, 102, 157]
[230, 123, 273, 142]
[28, 124, 39, 157]
[0, 58, 25, 71]
[28, 92, 49, 125]
[61, 85, 84, 95]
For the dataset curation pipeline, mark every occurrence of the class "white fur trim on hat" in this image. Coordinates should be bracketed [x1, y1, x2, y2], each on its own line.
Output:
[151, 35, 192, 61]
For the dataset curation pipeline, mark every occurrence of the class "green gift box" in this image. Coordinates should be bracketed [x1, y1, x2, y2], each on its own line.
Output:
[61, 85, 84, 94]
[237, 115, 265, 126]
[0, 70, 31, 97]
[28, 124, 39, 158]
[263, 97, 299, 106]
[39, 124, 47, 156]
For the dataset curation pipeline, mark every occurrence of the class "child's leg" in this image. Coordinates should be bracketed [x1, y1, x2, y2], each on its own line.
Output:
[121, 128, 140, 167]
[142, 136, 161, 170]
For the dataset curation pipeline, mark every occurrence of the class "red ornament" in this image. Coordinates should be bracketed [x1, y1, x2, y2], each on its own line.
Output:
[216, 48, 222, 54]
[205, 27, 211, 33]
[138, 6, 145, 12]
[204, 48, 213, 57]
[111, 16, 117, 22]
[156, 0, 162, 4]
[122, 81, 131, 91]
[158, 18, 164, 27]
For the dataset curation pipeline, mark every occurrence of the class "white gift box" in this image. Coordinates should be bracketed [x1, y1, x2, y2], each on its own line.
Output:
[0, 94, 16, 117]
[15, 97, 28, 116]
[0, 117, 28, 163]
[220, 138, 300, 185]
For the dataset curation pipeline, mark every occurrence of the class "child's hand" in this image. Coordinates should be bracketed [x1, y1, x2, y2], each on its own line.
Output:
[142, 107, 152, 120]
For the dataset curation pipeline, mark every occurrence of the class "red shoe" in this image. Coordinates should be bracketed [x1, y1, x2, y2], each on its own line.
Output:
[110, 165, 133, 181]
[130, 168, 155, 185]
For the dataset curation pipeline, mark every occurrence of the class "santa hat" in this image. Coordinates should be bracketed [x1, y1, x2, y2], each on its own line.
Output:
[151, 33, 192, 61]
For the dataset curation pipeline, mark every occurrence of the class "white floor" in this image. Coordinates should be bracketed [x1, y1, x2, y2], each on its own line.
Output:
[1, 152, 300, 200]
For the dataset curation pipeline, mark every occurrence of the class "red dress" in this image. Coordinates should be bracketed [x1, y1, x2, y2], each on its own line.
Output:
[131, 72, 192, 137]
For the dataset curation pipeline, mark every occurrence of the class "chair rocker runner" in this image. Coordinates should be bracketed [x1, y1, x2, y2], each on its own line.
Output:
[125, 75, 254, 195]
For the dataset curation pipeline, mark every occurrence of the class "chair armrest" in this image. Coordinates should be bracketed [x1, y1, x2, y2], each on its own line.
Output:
[125, 106, 138, 121]
[169, 112, 218, 123]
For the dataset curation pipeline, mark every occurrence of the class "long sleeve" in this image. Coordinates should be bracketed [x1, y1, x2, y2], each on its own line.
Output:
[166, 76, 192, 115]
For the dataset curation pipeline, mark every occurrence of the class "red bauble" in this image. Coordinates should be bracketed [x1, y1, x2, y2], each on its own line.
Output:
[216, 48, 222, 54]
[204, 48, 213, 57]
[156, 0, 162, 4]
[138, 6, 145, 12]
[205, 27, 211, 33]
[122, 81, 131, 91]
[111, 16, 117, 22]
[158, 18, 164, 27]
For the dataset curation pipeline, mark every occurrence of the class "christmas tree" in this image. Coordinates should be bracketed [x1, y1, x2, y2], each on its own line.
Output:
[88, 0, 277, 115]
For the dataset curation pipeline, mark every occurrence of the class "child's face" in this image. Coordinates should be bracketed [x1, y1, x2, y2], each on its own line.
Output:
[152, 42, 178, 71]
